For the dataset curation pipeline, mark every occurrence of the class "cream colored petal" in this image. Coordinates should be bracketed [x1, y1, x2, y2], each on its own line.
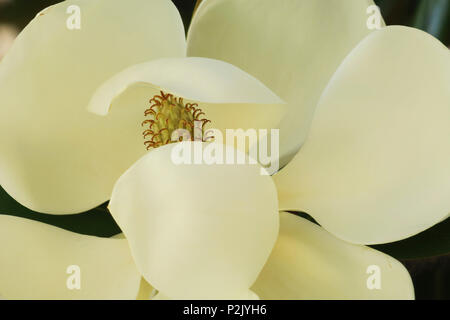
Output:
[252, 212, 414, 300]
[88, 57, 286, 154]
[274, 26, 450, 244]
[111, 233, 125, 239]
[136, 278, 156, 300]
[151, 290, 259, 300]
[109, 142, 279, 300]
[88, 57, 284, 115]
[0, 215, 141, 299]
[188, 0, 383, 165]
[0, 0, 186, 214]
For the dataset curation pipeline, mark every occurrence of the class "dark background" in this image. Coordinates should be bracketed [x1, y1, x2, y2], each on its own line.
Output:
[0, 0, 449, 300]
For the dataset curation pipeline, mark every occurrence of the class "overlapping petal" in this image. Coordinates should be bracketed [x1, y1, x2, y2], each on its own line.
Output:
[0, 214, 141, 299]
[188, 0, 383, 165]
[252, 212, 415, 300]
[109, 142, 279, 299]
[274, 26, 450, 244]
[0, 0, 186, 214]
[0, 0, 426, 302]
[88, 57, 286, 143]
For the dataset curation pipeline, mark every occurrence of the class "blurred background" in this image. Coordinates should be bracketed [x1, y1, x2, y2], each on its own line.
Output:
[0, 0, 449, 300]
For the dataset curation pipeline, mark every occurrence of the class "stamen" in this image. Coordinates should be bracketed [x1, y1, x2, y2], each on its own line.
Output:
[142, 90, 212, 150]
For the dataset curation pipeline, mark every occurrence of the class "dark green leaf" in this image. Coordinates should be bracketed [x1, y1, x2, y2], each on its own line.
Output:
[288, 210, 450, 260]
[287, 211, 319, 226]
[412, 0, 450, 42]
[372, 217, 450, 260]
[0, 185, 121, 237]
[375, 0, 450, 45]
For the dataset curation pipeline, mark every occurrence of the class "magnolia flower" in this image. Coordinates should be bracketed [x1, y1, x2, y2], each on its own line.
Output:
[188, 0, 450, 244]
[0, 142, 414, 299]
[0, 0, 284, 214]
[0, 0, 448, 300]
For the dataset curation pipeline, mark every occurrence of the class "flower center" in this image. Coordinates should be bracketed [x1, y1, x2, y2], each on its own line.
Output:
[141, 91, 211, 150]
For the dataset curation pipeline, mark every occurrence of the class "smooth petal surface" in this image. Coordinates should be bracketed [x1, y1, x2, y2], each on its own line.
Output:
[274, 26, 450, 244]
[252, 212, 415, 300]
[0, 0, 186, 214]
[89, 57, 284, 115]
[89, 57, 286, 149]
[188, 0, 382, 165]
[0, 214, 141, 299]
[109, 142, 279, 299]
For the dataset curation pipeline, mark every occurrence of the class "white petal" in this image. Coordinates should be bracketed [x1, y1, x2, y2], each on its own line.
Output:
[88, 57, 286, 151]
[136, 278, 156, 300]
[252, 212, 415, 300]
[0, 0, 186, 214]
[88, 57, 284, 116]
[274, 26, 450, 244]
[0, 215, 141, 299]
[109, 142, 279, 300]
[188, 0, 383, 165]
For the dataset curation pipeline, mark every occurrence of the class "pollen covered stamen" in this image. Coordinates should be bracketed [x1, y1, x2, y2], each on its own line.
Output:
[142, 91, 212, 150]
